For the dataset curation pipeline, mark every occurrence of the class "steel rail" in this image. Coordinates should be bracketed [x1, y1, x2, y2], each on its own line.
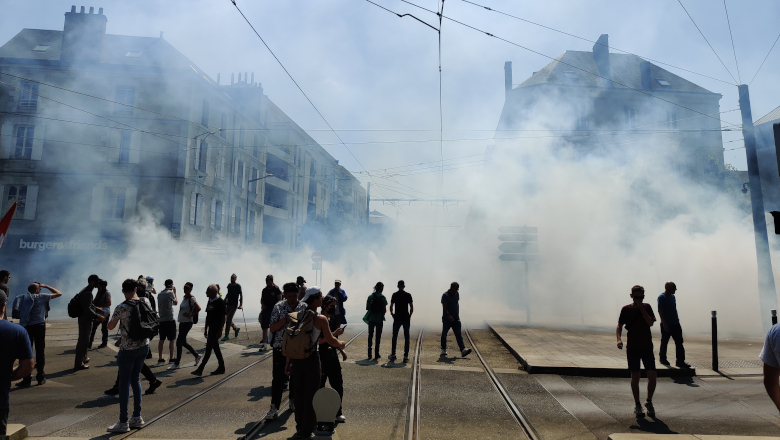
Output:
[405, 328, 424, 440]
[465, 328, 540, 440]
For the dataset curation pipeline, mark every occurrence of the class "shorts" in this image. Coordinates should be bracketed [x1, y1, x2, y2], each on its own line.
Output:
[158, 321, 177, 341]
[261, 308, 273, 329]
[626, 349, 656, 372]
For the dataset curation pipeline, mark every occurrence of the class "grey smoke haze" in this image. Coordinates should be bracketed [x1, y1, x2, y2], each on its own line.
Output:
[3, 1, 780, 335]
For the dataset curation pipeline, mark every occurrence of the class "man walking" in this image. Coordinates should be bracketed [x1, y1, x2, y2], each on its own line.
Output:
[263, 282, 307, 421]
[193, 284, 226, 376]
[327, 280, 348, 325]
[657, 282, 690, 369]
[74, 275, 105, 370]
[223, 274, 242, 341]
[18, 282, 61, 386]
[260, 275, 282, 351]
[389, 280, 413, 363]
[89, 279, 111, 349]
[441, 282, 472, 358]
[617, 285, 658, 418]
[0, 291, 34, 440]
[157, 280, 178, 364]
[365, 282, 387, 360]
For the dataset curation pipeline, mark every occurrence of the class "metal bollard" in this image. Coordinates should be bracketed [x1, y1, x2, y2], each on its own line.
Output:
[773, 309, 777, 326]
[712, 311, 718, 372]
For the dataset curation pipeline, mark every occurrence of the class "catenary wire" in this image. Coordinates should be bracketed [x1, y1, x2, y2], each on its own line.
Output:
[723, 0, 741, 84]
[457, 0, 735, 86]
[749, 31, 780, 86]
[676, 0, 737, 84]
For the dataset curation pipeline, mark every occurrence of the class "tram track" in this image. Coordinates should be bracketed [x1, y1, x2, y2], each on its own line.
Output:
[404, 328, 424, 440]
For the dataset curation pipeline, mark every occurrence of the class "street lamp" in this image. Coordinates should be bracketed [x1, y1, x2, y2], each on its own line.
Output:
[245, 172, 275, 245]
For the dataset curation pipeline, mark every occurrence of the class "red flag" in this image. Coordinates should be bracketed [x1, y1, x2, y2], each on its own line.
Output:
[0, 202, 17, 249]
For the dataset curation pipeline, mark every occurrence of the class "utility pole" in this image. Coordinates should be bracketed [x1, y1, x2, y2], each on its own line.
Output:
[739, 84, 778, 331]
[366, 182, 370, 226]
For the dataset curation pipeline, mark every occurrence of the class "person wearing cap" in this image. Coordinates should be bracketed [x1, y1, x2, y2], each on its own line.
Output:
[285, 287, 345, 438]
[74, 275, 105, 371]
[296, 276, 307, 300]
[0, 290, 34, 440]
[327, 280, 348, 325]
[18, 282, 62, 386]
[260, 275, 282, 351]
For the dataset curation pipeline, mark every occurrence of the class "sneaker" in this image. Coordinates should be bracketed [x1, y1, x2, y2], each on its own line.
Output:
[168, 363, 179, 370]
[17, 378, 32, 388]
[645, 400, 655, 418]
[128, 416, 145, 428]
[97, 342, 108, 349]
[221, 335, 230, 342]
[104, 386, 119, 396]
[336, 414, 346, 423]
[634, 403, 645, 417]
[191, 369, 203, 376]
[440, 349, 447, 357]
[157, 358, 166, 363]
[676, 362, 692, 369]
[403, 357, 410, 363]
[263, 404, 279, 420]
[210, 366, 225, 375]
[145, 379, 162, 395]
[37, 377, 46, 386]
[194, 354, 202, 367]
[146, 351, 153, 359]
[289, 399, 295, 413]
[659, 359, 670, 366]
[461, 348, 472, 357]
[388, 355, 397, 362]
[107, 422, 129, 433]
[234, 327, 240, 338]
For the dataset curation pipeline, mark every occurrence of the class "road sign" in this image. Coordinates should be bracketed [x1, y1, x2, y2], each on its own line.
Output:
[499, 254, 539, 261]
[312, 262, 322, 270]
[498, 233, 538, 242]
[311, 251, 322, 263]
[498, 242, 539, 254]
[498, 226, 538, 234]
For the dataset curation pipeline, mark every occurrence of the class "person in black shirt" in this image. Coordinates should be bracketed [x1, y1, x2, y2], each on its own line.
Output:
[260, 275, 282, 351]
[319, 296, 347, 423]
[193, 284, 226, 376]
[616, 285, 657, 418]
[223, 274, 243, 341]
[89, 280, 112, 349]
[74, 275, 105, 370]
[389, 280, 413, 363]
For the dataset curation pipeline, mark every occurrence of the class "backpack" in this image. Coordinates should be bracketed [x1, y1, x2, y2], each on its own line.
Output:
[67, 292, 84, 318]
[282, 310, 316, 359]
[370, 295, 385, 314]
[11, 294, 23, 320]
[124, 299, 159, 341]
[189, 297, 199, 325]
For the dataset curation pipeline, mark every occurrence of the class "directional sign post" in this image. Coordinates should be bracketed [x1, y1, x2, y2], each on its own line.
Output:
[498, 226, 537, 324]
[311, 251, 323, 285]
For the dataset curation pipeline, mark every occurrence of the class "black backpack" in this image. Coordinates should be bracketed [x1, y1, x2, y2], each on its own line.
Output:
[370, 295, 384, 314]
[67, 293, 84, 318]
[125, 299, 159, 341]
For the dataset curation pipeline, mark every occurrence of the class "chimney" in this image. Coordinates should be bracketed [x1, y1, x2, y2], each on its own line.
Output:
[592, 34, 612, 87]
[61, 5, 107, 64]
[504, 61, 512, 95]
[640, 61, 652, 90]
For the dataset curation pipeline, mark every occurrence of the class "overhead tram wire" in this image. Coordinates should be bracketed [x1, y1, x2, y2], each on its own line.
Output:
[676, 0, 737, 85]
[229, 0, 397, 209]
[394, 0, 742, 130]
[457, 0, 735, 86]
[723, 0, 741, 84]
[749, 31, 780, 86]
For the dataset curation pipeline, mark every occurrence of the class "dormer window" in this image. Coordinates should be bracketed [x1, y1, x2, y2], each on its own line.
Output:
[656, 79, 671, 86]
[32, 45, 50, 52]
[125, 52, 142, 58]
[564, 71, 580, 84]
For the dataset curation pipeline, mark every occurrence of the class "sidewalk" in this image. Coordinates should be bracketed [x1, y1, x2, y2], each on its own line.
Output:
[488, 324, 764, 378]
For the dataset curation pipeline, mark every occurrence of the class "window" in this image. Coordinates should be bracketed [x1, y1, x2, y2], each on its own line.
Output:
[201, 100, 210, 126]
[238, 126, 245, 150]
[213, 200, 223, 230]
[32, 45, 50, 52]
[14, 126, 34, 159]
[249, 168, 259, 193]
[563, 71, 579, 84]
[17, 82, 38, 113]
[666, 110, 678, 129]
[236, 160, 244, 187]
[253, 134, 260, 158]
[216, 149, 225, 178]
[119, 130, 131, 163]
[266, 154, 289, 181]
[656, 79, 671, 87]
[115, 87, 135, 115]
[322, 187, 326, 199]
[624, 106, 637, 129]
[197, 141, 208, 172]
[233, 206, 241, 232]
[125, 52, 142, 58]
[248, 210, 256, 236]
[103, 187, 126, 220]
[189, 192, 203, 226]
[7, 185, 27, 218]
[220, 113, 227, 139]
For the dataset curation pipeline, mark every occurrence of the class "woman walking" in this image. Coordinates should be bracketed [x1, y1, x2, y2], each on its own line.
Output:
[364, 282, 387, 360]
[319, 295, 347, 423]
[169, 282, 201, 370]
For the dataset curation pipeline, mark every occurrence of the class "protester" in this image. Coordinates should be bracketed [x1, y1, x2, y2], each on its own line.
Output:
[260, 275, 282, 351]
[0, 270, 10, 320]
[89, 279, 111, 349]
[74, 275, 105, 370]
[223, 274, 242, 341]
[18, 282, 61, 386]
[364, 282, 387, 360]
[171, 282, 201, 370]
[136, 277, 155, 359]
[616, 285, 657, 418]
[441, 282, 472, 358]
[106, 279, 151, 433]
[760, 322, 780, 413]
[157, 280, 178, 365]
[192, 284, 225, 376]
[327, 280, 348, 325]
[263, 282, 307, 421]
[389, 280, 413, 363]
[0, 291, 34, 440]
[319, 295, 347, 423]
[657, 282, 690, 369]
[286, 287, 346, 438]
[296, 276, 307, 300]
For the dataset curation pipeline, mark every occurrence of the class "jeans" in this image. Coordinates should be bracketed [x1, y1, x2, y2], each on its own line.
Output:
[441, 319, 465, 351]
[391, 319, 410, 358]
[90, 308, 110, 346]
[271, 348, 291, 407]
[320, 346, 343, 416]
[24, 323, 46, 380]
[117, 346, 148, 423]
[659, 323, 686, 364]
[291, 352, 321, 436]
[114, 362, 156, 388]
[75, 317, 93, 368]
[368, 321, 383, 356]
[176, 322, 199, 364]
[199, 330, 223, 370]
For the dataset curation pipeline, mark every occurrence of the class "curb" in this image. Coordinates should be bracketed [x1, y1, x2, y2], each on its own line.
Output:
[7, 424, 28, 440]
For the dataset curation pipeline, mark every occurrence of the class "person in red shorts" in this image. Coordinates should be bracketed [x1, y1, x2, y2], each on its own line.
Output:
[616, 285, 657, 418]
